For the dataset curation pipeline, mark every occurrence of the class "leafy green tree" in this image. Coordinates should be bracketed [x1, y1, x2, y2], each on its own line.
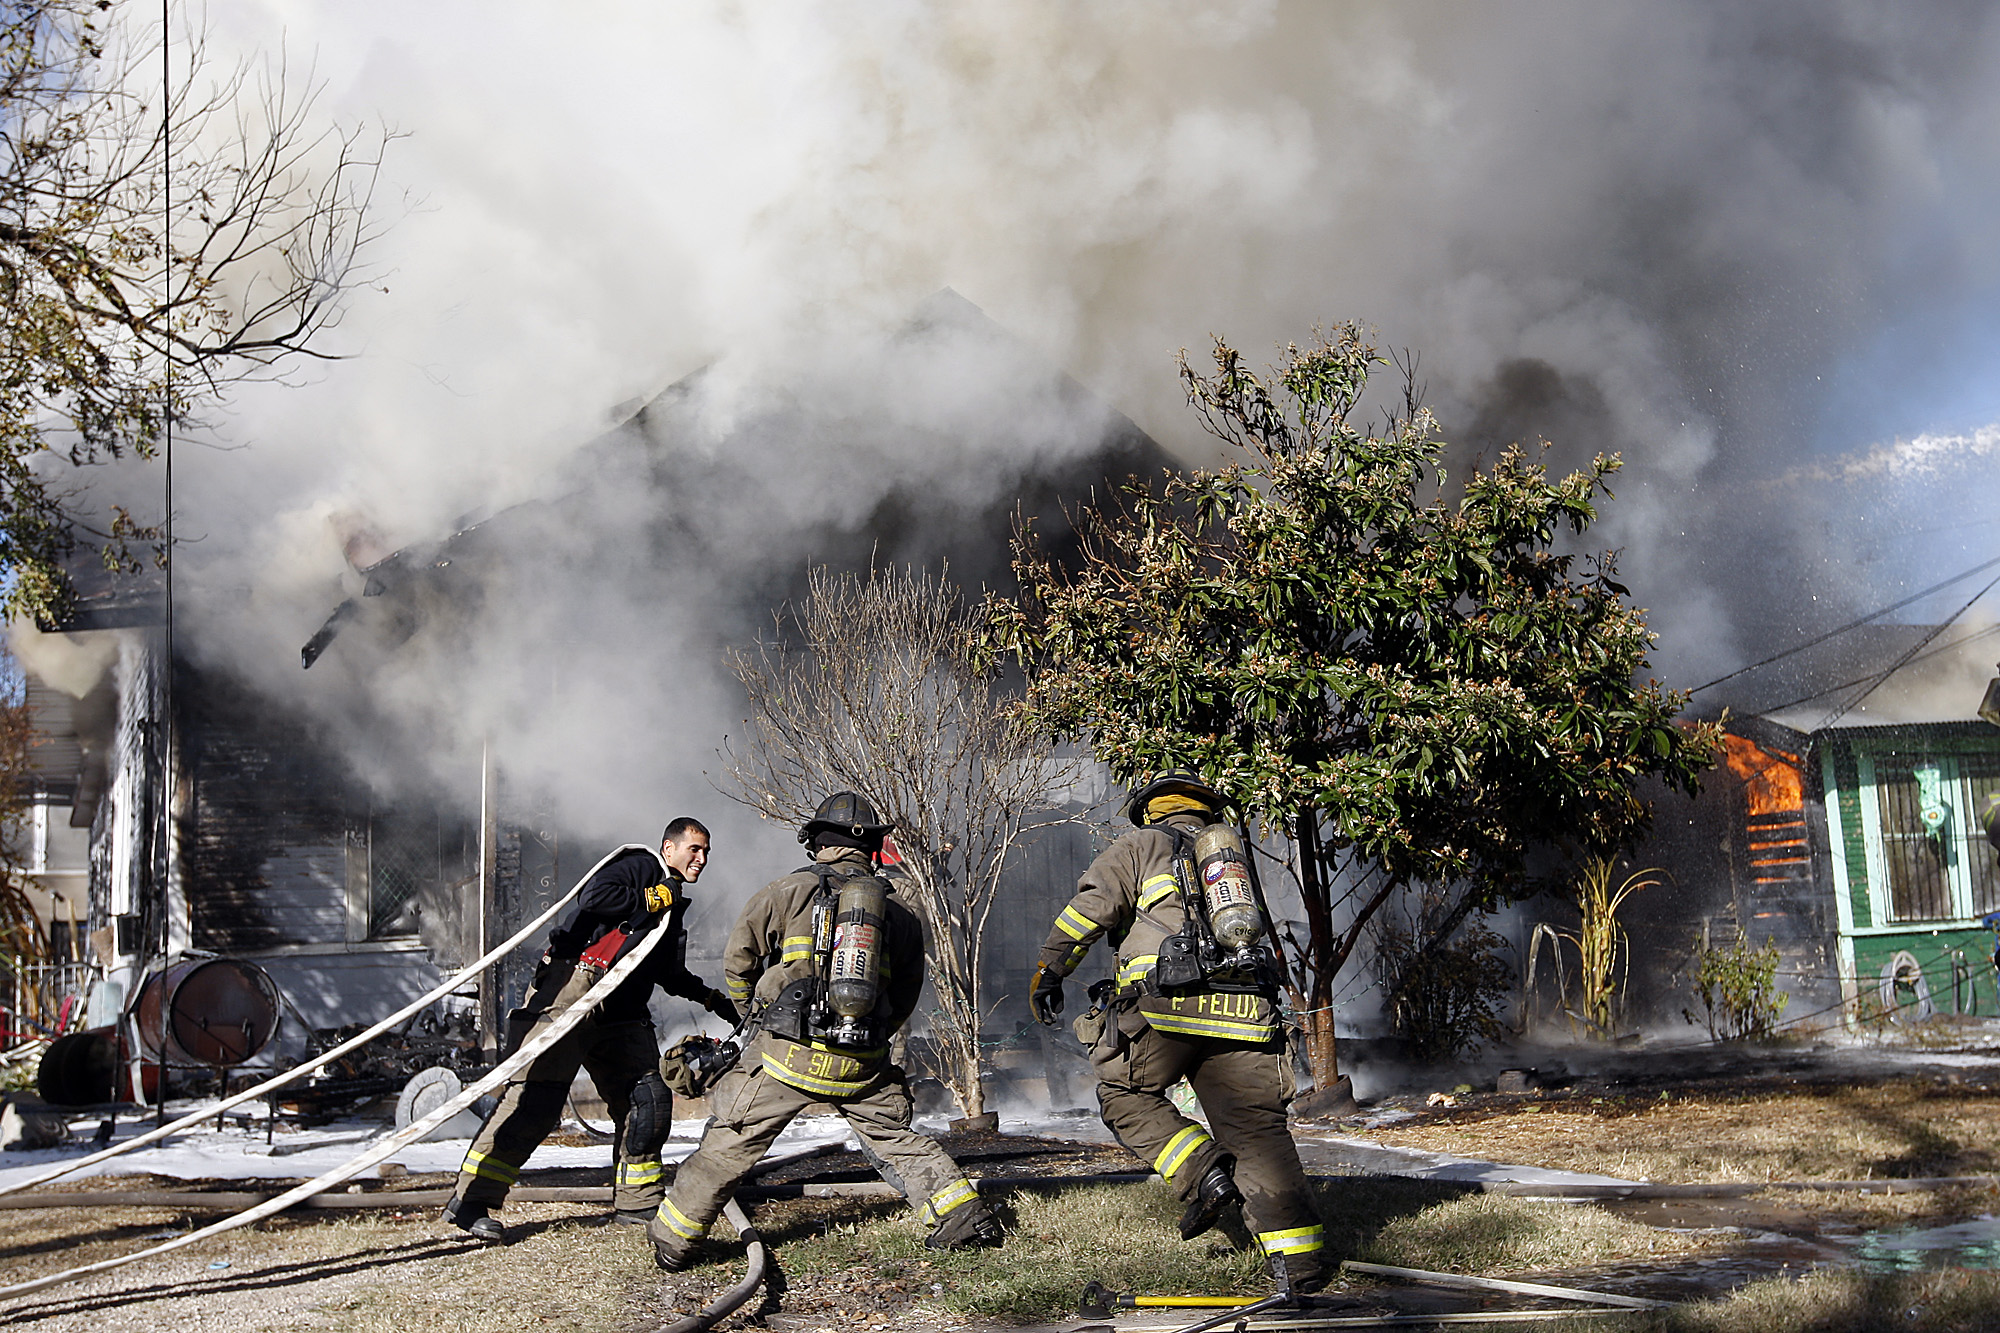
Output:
[2, 1, 386, 622]
[990, 324, 1719, 1086]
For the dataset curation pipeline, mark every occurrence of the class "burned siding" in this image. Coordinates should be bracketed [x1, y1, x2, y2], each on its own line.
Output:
[486, 792, 565, 1015]
[179, 662, 353, 952]
[1724, 727, 1837, 1014]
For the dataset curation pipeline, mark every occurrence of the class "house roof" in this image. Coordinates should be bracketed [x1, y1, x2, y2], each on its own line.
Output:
[1720, 622, 2000, 732]
[297, 288, 1177, 670]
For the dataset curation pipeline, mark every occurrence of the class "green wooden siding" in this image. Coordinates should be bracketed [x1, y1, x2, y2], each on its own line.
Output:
[1849, 929, 1995, 1019]
[1831, 742, 1871, 929]
[1819, 723, 2000, 1026]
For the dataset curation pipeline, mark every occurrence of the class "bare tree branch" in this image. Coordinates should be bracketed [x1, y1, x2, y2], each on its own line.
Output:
[719, 563, 1079, 1118]
[0, 1, 393, 621]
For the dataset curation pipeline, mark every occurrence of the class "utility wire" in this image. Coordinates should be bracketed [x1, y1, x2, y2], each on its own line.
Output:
[1817, 570, 2000, 728]
[1689, 552, 2000, 696]
[1752, 622, 2000, 717]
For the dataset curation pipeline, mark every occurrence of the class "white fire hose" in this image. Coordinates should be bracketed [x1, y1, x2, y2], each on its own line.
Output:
[0, 896, 671, 1303]
[0, 843, 651, 1200]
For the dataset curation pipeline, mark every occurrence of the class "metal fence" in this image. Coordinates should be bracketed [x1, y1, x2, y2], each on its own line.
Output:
[0, 956, 97, 1049]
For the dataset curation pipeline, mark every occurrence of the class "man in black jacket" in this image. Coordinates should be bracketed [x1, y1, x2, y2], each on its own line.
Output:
[443, 817, 736, 1243]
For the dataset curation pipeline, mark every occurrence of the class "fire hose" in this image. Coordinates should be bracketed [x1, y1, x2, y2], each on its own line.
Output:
[658, 1198, 768, 1333]
[0, 843, 647, 1201]
[0, 867, 672, 1304]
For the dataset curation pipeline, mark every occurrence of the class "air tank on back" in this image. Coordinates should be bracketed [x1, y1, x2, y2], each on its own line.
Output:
[1193, 824, 1264, 953]
[825, 874, 887, 1046]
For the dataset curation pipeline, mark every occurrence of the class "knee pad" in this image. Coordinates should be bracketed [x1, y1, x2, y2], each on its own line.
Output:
[625, 1072, 672, 1158]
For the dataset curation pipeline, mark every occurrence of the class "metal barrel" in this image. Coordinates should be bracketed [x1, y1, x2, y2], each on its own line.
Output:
[132, 958, 282, 1067]
[35, 1027, 123, 1105]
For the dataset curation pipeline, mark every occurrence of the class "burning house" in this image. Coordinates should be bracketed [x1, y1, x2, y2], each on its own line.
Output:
[1603, 619, 2000, 1039]
[11, 292, 1157, 1104]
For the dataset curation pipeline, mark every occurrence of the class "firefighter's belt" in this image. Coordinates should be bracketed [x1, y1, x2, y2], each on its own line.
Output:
[761, 1037, 887, 1097]
[1138, 990, 1279, 1043]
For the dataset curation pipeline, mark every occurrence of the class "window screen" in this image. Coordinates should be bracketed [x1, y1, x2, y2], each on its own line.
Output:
[1873, 758, 1955, 922]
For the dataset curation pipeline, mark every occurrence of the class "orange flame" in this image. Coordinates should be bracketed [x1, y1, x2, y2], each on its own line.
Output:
[1722, 733, 1803, 816]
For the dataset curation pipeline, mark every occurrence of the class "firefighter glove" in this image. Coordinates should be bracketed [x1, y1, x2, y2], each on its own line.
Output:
[704, 989, 740, 1026]
[1029, 963, 1064, 1026]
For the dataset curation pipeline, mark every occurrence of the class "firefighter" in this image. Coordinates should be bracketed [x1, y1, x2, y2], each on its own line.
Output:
[1029, 771, 1327, 1294]
[443, 817, 736, 1243]
[647, 792, 1002, 1269]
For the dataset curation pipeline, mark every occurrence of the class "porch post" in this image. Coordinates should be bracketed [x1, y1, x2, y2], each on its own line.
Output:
[477, 739, 500, 1060]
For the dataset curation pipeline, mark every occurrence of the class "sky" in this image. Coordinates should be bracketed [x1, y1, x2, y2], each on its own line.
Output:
[23, 0, 2000, 855]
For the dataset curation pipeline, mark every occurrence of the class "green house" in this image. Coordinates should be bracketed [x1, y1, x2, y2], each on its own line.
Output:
[1817, 721, 2000, 1020]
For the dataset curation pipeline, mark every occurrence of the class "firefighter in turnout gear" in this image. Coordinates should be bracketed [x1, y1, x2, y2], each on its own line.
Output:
[1030, 771, 1327, 1294]
[443, 818, 736, 1244]
[648, 793, 1002, 1269]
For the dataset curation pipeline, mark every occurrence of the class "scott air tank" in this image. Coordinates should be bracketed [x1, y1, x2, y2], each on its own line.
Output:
[825, 874, 887, 1045]
[1192, 824, 1264, 952]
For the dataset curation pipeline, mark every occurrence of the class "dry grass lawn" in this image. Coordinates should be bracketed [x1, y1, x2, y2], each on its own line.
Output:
[1346, 1076, 2000, 1184]
[1553, 1269, 2000, 1333]
[0, 1173, 1721, 1330]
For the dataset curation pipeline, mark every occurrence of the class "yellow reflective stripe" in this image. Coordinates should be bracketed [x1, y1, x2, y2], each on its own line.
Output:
[780, 935, 814, 963]
[1145, 1011, 1278, 1041]
[461, 1149, 519, 1185]
[1154, 1124, 1212, 1180]
[923, 1177, 980, 1223]
[1258, 1224, 1325, 1255]
[618, 1158, 663, 1185]
[1055, 905, 1101, 941]
[1117, 955, 1157, 986]
[725, 976, 752, 1000]
[1064, 941, 1090, 968]
[658, 1197, 706, 1239]
[761, 1050, 874, 1096]
[1138, 874, 1180, 909]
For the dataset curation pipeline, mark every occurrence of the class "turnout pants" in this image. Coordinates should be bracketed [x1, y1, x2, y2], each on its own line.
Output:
[654, 1033, 979, 1242]
[1091, 1010, 1324, 1263]
[454, 961, 672, 1213]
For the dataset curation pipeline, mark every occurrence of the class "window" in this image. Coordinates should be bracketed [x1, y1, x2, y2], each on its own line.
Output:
[1862, 749, 2000, 924]
[364, 809, 478, 940]
[1965, 751, 2000, 917]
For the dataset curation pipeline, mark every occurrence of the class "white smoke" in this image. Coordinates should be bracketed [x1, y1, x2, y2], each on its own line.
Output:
[1769, 423, 2000, 485]
[58, 2, 2000, 864]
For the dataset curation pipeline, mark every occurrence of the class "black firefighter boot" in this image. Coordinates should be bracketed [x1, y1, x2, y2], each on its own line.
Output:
[442, 1195, 506, 1244]
[1178, 1156, 1243, 1241]
[1270, 1248, 1330, 1297]
[925, 1199, 1004, 1250]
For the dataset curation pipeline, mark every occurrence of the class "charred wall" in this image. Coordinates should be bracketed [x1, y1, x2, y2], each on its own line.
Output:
[1613, 716, 1839, 1034]
[179, 660, 354, 952]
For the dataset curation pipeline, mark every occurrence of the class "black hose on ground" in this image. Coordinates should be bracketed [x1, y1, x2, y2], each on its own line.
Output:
[659, 1198, 767, 1333]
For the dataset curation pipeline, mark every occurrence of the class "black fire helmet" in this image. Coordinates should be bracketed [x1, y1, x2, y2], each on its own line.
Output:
[1122, 769, 1227, 826]
[797, 791, 895, 845]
